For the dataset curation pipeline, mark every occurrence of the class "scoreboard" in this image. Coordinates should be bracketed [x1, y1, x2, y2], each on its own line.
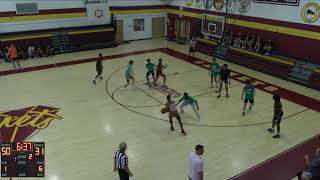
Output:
[1, 142, 45, 177]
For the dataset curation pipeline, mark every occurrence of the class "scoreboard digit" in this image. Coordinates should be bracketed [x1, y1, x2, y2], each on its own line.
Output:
[1, 142, 45, 177]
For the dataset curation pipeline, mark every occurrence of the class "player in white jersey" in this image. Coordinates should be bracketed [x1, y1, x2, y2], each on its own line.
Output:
[124, 60, 135, 88]
[165, 95, 186, 135]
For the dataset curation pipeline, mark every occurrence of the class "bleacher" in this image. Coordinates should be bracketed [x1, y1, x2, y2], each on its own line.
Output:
[196, 38, 320, 91]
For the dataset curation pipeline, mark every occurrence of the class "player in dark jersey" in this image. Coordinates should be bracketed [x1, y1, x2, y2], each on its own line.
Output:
[217, 64, 231, 98]
[146, 59, 156, 87]
[93, 53, 104, 84]
[155, 58, 167, 85]
[267, 94, 284, 138]
[241, 80, 255, 116]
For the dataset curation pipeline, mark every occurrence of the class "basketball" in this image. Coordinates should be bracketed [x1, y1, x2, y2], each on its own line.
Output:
[161, 107, 169, 114]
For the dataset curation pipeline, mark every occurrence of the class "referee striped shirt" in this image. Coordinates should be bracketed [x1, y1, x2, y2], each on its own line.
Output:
[114, 149, 128, 169]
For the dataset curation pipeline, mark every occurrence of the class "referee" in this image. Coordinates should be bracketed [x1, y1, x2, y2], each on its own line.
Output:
[114, 142, 133, 180]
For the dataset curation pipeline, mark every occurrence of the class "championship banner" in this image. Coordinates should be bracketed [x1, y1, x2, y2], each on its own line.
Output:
[253, 0, 299, 6]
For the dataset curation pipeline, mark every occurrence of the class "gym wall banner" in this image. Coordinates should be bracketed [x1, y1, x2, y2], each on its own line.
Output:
[253, 0, 299, 6]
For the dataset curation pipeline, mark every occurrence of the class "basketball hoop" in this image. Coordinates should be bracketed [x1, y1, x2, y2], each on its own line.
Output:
[95, 10, 103, 18]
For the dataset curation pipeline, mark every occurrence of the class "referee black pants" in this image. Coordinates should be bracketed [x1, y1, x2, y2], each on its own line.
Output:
[118, 169, 129, 180]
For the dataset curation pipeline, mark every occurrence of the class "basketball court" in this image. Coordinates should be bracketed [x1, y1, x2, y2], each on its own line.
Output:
[0, 39, 319, 179]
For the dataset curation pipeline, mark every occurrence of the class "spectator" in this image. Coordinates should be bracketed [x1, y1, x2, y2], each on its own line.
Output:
[8, 44, 22, 69]
[227, 32, 235, 47]
[46, 45, 54, 57]
[247, 35, 255, 51]
[300, 149, 320, 180]
[241, 35, 249, 49]
[254, 36, 261, 52]
[35, 44, 44, 58]
[221, 33, 229, 46]
[3, 46, 10, 62]
[17, 47, 26, 60]
[262, 40, 273, 55]
[28, 45, 36, 59]
[233, 33, 241, 48]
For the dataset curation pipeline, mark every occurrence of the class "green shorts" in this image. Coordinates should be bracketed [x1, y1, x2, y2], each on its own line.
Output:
[211, 72, 218, 78]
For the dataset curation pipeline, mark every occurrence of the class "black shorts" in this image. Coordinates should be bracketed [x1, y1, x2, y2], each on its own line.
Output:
[244, 99, 254, 104]
[273, 112, 283, 124]
[189, 47, 195, 52]
[97, 69, 102, 74]
[220, 79, 228, 84]
[118, 169, 129, 180]
[146, 72, 155, 76]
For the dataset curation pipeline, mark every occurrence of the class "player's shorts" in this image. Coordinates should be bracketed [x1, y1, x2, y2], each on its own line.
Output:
[97, 69, 102, 74]
[189, 47, 195, 53]
[169, 111, 180, 119]
[11, 57, 17, 61]
[210, 72, 218, 78]
[146, 71, 155, 76]
[220, 79, 228, 84]
[156, 71, 165, 78]
[272, 112, 283, 124]
[244, 99, 254, 104]
[125, 74, 133, 82]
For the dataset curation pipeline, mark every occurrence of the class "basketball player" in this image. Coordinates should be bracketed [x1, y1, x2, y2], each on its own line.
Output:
[209, 58, 220, 88]
[177, 93, 200, 120]
[145, 59, 156, 86]
[165, 95, 186, 135]
[155, 58, 167, 85]
[124, 60, 135, 88]
[93, 53, 104, 84]
[217, 64, 231, 98]
[241, 80, 255, 116]
[267, 94, 283, 138]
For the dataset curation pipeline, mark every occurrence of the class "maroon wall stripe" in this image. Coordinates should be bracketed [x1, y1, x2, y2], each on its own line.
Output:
[0, 8, 86, 17]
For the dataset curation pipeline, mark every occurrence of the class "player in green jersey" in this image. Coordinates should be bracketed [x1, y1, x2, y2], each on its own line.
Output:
[241, 80, 255, 116]
[209, 58, 220, 88]
[145, 59, 157, 86]
[177, 92, 200, 120]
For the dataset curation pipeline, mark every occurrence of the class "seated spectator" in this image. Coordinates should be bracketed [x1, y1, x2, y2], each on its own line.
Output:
[254, 36, 262, 52]
[261, 40, 273, 55]
[241, 35, 249, 49]
[35, 44, 44, 58]
[28, 45, 36, 59]
[233, 33, 241, 48]
[227, 32, 235, 47]
[2, 46, 10, 62]
[300, 149, 320, 180]
[221, 32, 230, 46]
[247, 35, 255, 51]
[46, 45, 55, 57]
[17, 47, 26, 60]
